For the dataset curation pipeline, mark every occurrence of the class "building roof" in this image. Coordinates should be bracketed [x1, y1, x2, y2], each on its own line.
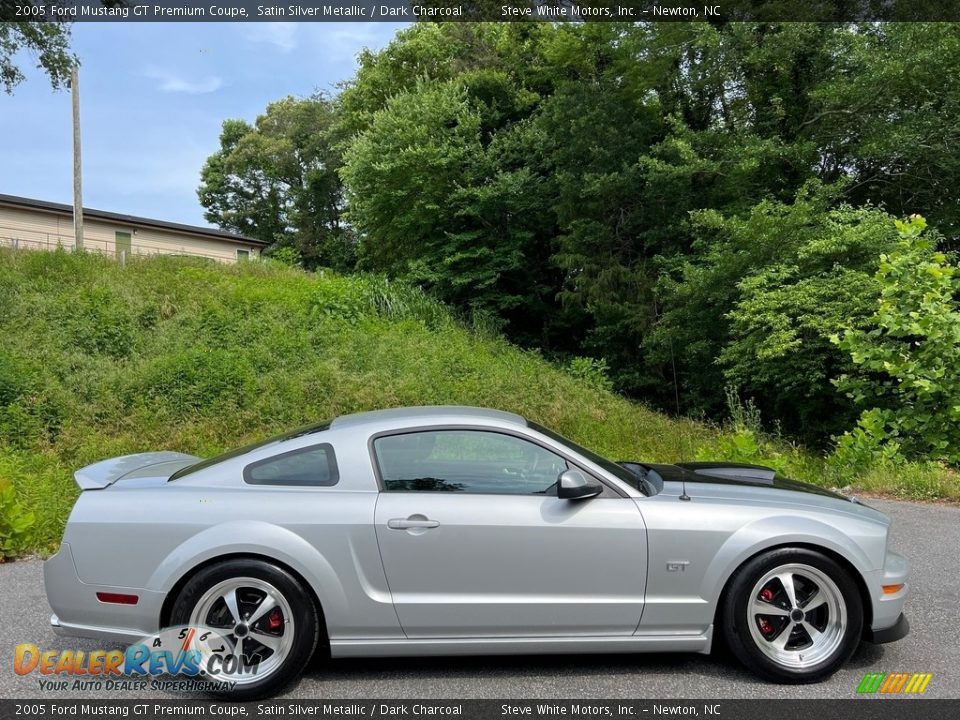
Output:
[0, 193, 268, 247]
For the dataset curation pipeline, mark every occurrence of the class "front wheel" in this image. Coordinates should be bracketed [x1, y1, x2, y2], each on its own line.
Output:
[721, 548, 863, 683]
[170, 559, 319, 699]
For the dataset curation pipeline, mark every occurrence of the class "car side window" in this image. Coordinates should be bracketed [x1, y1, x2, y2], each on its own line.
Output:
[374, 430, 568, 495]
[243, 444, 339, 487]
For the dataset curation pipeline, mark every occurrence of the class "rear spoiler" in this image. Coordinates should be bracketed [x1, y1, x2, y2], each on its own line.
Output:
[74, 452, 200, 490]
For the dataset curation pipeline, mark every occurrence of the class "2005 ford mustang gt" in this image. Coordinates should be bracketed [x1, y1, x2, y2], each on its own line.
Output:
[46, 406, 909, 697]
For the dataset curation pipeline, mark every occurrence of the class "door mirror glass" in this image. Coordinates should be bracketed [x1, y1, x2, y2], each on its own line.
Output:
[557, 469, 602, 500]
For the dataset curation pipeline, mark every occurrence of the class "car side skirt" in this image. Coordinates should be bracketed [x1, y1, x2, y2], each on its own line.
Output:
[330, 626, 713, 658]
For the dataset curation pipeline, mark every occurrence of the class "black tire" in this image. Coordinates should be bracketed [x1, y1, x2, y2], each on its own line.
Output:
[170, 559, 319, 700]
[721, 548, 863, 683]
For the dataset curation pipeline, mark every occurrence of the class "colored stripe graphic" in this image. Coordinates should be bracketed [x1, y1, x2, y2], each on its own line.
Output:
[880, 673, 908, 693]
[858, 672, 932, 694]
[857, 673, 885, 693]
[905, 673, 933, 694]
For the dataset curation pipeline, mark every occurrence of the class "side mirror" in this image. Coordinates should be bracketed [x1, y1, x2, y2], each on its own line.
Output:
[557, 469, 603, 500]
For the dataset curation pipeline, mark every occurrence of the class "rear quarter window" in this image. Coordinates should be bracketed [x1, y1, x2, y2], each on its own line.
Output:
[243, 443, 339, 487]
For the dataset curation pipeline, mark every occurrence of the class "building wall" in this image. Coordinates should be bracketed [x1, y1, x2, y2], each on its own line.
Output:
[0, 205, 260, 263]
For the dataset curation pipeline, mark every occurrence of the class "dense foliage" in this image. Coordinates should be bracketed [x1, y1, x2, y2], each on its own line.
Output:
[656, 190, 899, 444]
[834, 216, 960, 465]
[0, 479, 33, 560]
[1, 250, 955, 558]
[195, 22, 960, 453]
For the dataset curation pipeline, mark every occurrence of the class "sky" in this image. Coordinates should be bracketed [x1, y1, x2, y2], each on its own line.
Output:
[0, 22, 406, 227]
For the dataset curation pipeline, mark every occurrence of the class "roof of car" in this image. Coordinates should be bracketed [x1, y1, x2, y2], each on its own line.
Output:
[330, 405, 527, 429]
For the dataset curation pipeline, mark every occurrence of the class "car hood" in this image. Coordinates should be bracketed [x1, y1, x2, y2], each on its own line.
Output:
[639, 461, 889, 524]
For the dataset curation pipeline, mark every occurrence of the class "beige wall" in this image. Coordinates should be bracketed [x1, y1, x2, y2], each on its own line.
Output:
[0, 205, 260, 263]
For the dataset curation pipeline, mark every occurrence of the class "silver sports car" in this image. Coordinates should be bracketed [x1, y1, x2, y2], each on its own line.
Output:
[45, 406, 909, 698]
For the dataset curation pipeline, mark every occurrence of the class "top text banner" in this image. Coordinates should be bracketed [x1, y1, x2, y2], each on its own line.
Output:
[5, 1, 960, 22]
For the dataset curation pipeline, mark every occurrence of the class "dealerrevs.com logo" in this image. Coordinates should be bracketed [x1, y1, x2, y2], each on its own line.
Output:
[857, 672, 934, 695]
[13, 626, 253, 693]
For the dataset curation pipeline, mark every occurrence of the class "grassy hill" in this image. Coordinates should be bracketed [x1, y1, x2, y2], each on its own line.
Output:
[0, 250, 956, 557]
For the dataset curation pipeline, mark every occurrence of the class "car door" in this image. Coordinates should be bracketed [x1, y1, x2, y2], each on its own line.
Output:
[372, 428, 647, 638]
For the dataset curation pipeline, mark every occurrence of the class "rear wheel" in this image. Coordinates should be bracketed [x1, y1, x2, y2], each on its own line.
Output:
[722, 548, 862, 683]
[170, 559, 318, 699]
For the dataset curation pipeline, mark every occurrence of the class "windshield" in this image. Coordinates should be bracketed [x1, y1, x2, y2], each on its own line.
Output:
[168, 420, 332, 481]
[527, 421, 642, 491]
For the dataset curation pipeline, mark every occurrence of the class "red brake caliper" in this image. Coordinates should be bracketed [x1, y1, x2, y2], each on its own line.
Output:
[267, 607, 283, 631]
[758, 588, 776, 635]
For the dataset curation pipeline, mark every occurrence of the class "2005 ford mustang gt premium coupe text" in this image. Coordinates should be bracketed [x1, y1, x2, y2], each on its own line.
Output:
[46, 406, 909, 698]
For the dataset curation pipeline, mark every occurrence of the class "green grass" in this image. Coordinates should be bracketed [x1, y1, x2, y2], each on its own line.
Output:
[0, 249, 957, 557]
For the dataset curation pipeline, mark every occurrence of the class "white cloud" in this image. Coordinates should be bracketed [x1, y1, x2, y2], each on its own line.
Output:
[144, 66, 223, 95]
[246, 23, 298, 53]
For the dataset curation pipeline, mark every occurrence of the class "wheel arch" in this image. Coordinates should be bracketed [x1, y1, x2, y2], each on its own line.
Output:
[711, 542, 873, 638]
[159, 552, 330, 650]
[149, 521, 347, 646]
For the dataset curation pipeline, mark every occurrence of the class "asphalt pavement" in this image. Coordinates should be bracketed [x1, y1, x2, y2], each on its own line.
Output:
[1, 499, 956, 700]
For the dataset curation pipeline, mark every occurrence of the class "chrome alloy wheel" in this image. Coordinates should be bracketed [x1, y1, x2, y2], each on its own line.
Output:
[747, 562, 847, 669]
[188, 576, 296, 686]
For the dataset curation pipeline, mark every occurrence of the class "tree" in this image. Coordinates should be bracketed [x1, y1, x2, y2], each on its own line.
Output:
[650, 187, 902, 439]
[216, 20, 960, 446]
[0, 2, 75, 93]
[716, 200, 899, 443]
[809, 24, 960, 243]
[198, 96, 353, 270]
[333, 23, 557, 142]
[341, 73, 561, 343]
[834, 216, 960, 463]
[342, 81, 484, 277]
[534, 23, 835, 398]
[542, 22, 960, 418]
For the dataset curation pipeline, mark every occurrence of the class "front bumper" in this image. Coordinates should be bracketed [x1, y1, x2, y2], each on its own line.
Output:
[862, 549, 910, 643]
[863, 612, 910, 644]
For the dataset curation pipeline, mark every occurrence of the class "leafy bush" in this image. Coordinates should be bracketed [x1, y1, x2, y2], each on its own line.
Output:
[58, 287, 136, 359]
[565, 357, 614, 393]
[827, 409, 904, 476]
[132, 349, 255, 415]
[656, 190, 899, 444]
[833, 216, 960, 463]
[0, 480, 35, 561]
[0, 351, 63, 448]
[266, 246, 303, 268]
[0, 351, 34, 407]
[695, 388, 791, 475]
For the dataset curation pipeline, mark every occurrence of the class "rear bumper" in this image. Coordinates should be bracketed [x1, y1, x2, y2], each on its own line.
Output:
[50, 613, 145, 645]
[44, 542, 162, 645]
[863, 613, 910, 644]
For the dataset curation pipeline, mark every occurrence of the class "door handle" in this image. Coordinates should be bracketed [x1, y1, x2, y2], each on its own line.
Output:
[387, 517, 440, 530]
